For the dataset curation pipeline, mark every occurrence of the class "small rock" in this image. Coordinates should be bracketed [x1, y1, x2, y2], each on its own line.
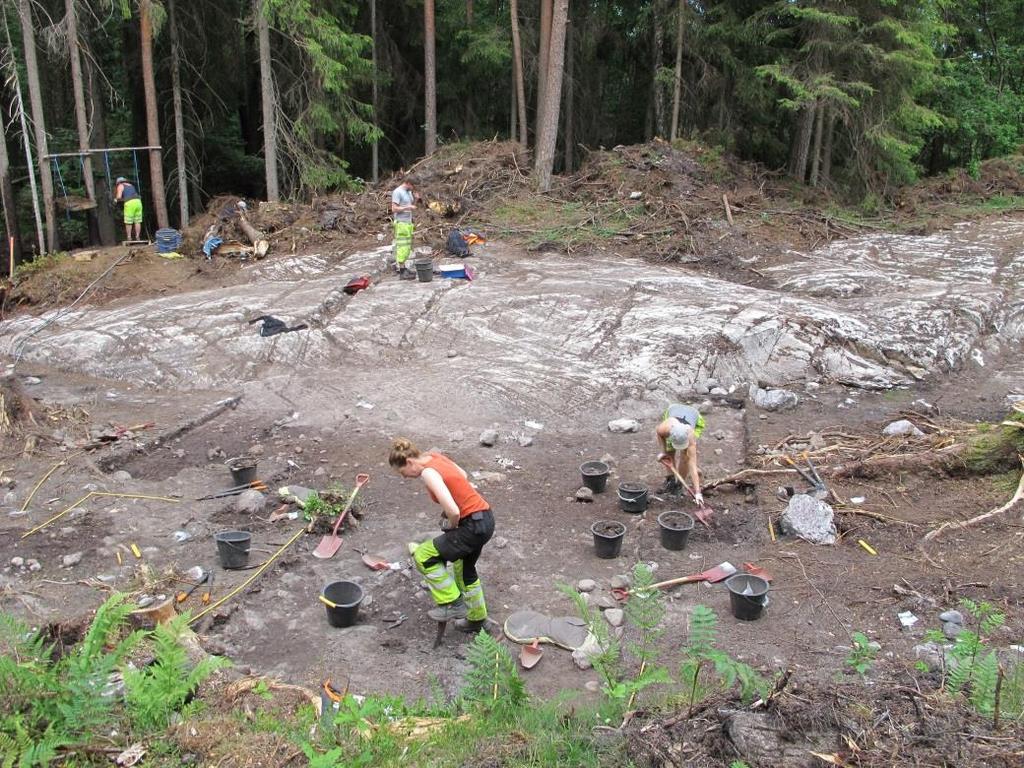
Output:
[942, 622, 963, 640]
[607, 418, 641, 433]
[750, 385, 799, 411]
[449, 430, 465, 443]
[493, 536, 508, 549]
[604, 609, 624, 628]
[914, 641, 957, 672]
[712, 430, 727, 441]
[911, 399, 937, 414]
[207, 447, 225, 461]
[479, 429, 499, 447]
[22, 376, 42, 385]
[584, 680, 602, 693]
[62, 552, 84, 568]
[805, 381, 821, 392]
[776, 486, 793, 501]
[249, 444, 265, 457]
[577, 579, 597, 593]
[171, 449, 186, 459]
[579, 592, 592, 606]
[575, 487, 594, 503]
[709, 387, 728, 396]
[314, 467, 327, 477]
[3, 491, 16, 505]
[939, 609, 963, 625]
[83, 483, 100, 492]
[136, 595, 154, 608]
[714, 448, 723, 455]
[111, 470, 132, 483]
[610, 574, 631, 590]
[235, 490, 266, 515]
[10, 556, 24, 567]
[171, 531, 192, 543]
[596, 595, 617, 610]
[883, 419, 925, 437]
[629, 190, 643, 200]
[517, 435, 534, 448]
[781, 494, 837, 545]
[473, 471, 506, 483]
[27, 559, 41, 572]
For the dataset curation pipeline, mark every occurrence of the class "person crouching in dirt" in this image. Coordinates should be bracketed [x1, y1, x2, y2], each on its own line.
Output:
[389, 437, 495, 631]
[391, 178, 419, 280]
[114, 176, 143, 242]
[655, 403, 705, 504]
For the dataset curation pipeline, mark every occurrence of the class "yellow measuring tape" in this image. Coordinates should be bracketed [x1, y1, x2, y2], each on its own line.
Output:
[20, 491, 179, 539]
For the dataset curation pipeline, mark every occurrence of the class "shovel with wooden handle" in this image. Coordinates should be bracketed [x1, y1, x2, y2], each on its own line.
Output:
[312, 473, 369, 559]
[611, 561, 737, 601]
[659, 457, 712, 527]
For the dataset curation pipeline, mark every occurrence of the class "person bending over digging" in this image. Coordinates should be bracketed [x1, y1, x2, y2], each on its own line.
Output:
[389, 438, 495, 631]
[114, 176, 144, 242]
[655, 403, 705, 504]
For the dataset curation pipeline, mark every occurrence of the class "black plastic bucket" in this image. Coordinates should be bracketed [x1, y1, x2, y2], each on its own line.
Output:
[322, 581, 364, 627]
[725, 574, 770, 621]
[226, 457, 257, 486]
[414, 258, 434, 282]
[657, 511, 694, 550]
[580, 461, 610, 493]
[617, 482, 649, 513]
[591, 520, 626, 559]
[214, 530, 251, 569]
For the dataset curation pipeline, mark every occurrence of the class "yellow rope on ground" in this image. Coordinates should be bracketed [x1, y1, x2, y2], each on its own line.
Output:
[189, 527, 307, 626]
[20, 491, 179, 539]
[19, 452, 83, 512]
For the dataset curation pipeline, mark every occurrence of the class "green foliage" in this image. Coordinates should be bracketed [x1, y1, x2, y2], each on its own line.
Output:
[679, 605, 770, 715]
[124, 613, 229, 731]
[461, 630, 527, 711]
[559, 582, 621, 699]
[845, 632, 878, 677]
[965, 410, 1024, 474]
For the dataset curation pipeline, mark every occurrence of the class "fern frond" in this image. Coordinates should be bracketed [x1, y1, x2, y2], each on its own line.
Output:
[461, 630, 526, 710]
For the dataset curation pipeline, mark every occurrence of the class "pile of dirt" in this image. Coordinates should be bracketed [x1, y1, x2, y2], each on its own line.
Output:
[898, 155, 1024, 210]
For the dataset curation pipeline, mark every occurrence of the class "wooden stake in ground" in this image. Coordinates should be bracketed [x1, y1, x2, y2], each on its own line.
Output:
[923, 456, 1024, 542]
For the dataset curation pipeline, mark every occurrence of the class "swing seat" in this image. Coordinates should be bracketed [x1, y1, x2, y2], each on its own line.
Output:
[56, 194, 97, 212]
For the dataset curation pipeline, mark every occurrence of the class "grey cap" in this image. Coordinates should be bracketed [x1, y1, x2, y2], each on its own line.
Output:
[115, 176, 127, 184]
[669, 421, 694, 448]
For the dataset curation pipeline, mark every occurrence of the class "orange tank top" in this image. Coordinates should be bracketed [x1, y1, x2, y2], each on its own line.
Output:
[423, 454, 490, 519]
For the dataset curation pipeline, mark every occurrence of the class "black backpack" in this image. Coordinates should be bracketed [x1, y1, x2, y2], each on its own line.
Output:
[446, 229, 470, 257]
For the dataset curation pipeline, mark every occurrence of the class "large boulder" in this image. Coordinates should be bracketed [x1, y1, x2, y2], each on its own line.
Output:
[781, 494, 837, 544]
[750, 386, 799, 411]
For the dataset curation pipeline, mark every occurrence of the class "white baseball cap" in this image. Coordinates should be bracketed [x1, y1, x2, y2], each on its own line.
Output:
[669, 421, 694, 448]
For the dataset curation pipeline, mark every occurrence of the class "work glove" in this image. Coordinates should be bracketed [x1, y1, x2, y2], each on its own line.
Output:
[694, 492, 705, 507]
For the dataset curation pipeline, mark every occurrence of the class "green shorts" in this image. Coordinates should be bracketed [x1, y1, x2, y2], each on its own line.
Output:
[123, 198, 143, 225]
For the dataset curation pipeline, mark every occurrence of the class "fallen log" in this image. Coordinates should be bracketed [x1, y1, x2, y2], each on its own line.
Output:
[923, 457, 1024, 541]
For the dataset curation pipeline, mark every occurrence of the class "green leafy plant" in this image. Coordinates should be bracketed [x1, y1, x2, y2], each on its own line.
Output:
[678, 605, 769, 716]
[462, 630, 527, 711]
[124, 613, 229, 731]
[845, 632, 878, 677]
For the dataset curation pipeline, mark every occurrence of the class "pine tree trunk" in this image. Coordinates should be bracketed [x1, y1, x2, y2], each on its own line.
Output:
[563, 16, 574, 172]
[370, 0, 379, 182]
[17, 0, 58, 253]
[256, 0, 279, 201]
[790, 106, 814, 183]
[65, 0, 96, 212]
[510, 0, 527, 147]
[86, 55, 117, 245]
[534, 0, 568, 192]
[670, 0, 684, 141]
[139, 0, 168, 229]
[424, 0, 437, 155]
[167, 0, 188, 227]
[821, 112, 835, 187]
[536, 0, 553, 146]
[652, 0, 665, 138]
[0, 107, 22, 269]
[809, 100, 824, 188]
[464, 0, 474, 138]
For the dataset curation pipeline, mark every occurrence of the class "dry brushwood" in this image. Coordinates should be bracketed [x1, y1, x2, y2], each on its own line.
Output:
[923, 456, 1024, 541]
[1, 376, 40, 436]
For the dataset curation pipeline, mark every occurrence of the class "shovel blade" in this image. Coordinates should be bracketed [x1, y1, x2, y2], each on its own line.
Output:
[312, 534, 343, 559]
[520, 641, 543, 669]
[361, 553, 390, 570]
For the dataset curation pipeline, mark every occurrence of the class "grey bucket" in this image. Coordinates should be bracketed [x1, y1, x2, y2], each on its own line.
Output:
[657, 511, 694, 550]
[592, 520, 626, 559]
[322, 581, 364, 627]
[580, 461, 610, 493]
[617, 482, 649, 513]
[725, 574, 770, 621]
[225, 456, 257, 486]
[214, 530, 251, 569]
[414, 258, 434, 282]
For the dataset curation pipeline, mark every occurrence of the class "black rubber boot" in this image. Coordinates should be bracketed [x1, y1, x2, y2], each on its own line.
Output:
[398, 266, 416, 280]
[455, 618, 492, 634]
[657, 475, 681, 494]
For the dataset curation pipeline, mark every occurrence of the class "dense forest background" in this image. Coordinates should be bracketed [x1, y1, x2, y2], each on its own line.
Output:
[0, 0, 1022, 261]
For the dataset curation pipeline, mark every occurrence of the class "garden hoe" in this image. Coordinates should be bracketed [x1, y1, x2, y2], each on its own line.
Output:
[659, 457, 712, 527]
[611, 562, 737, 602]
[312, 473, 369, 559]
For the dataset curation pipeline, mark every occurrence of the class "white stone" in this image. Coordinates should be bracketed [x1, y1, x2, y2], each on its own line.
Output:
[604, 609, 625, 627]
[10, 556, 24, 567]
[781, 494, 837, 545]
[111, 470, 132, 483]
[750, 386, 799, 411]
[883, 419, 925, 437]
[575, 487, 594, 503]
[235, 490, 266, 515]
[577, 579, 597, 593]
[608, 418, 641, 433]
[62, 552, 84, 567]
[479, 429, 498, 447]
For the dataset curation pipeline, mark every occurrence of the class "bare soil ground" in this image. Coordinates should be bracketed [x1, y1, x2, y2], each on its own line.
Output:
[2, 142, 1023, 766]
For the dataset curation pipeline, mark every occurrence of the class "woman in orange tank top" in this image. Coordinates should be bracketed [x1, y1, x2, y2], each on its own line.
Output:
[390, 438, 495, 631]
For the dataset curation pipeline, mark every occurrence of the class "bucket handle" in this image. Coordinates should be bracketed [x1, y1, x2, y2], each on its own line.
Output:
[216, 534, 251, 551]
[617, 490, 649, 503]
